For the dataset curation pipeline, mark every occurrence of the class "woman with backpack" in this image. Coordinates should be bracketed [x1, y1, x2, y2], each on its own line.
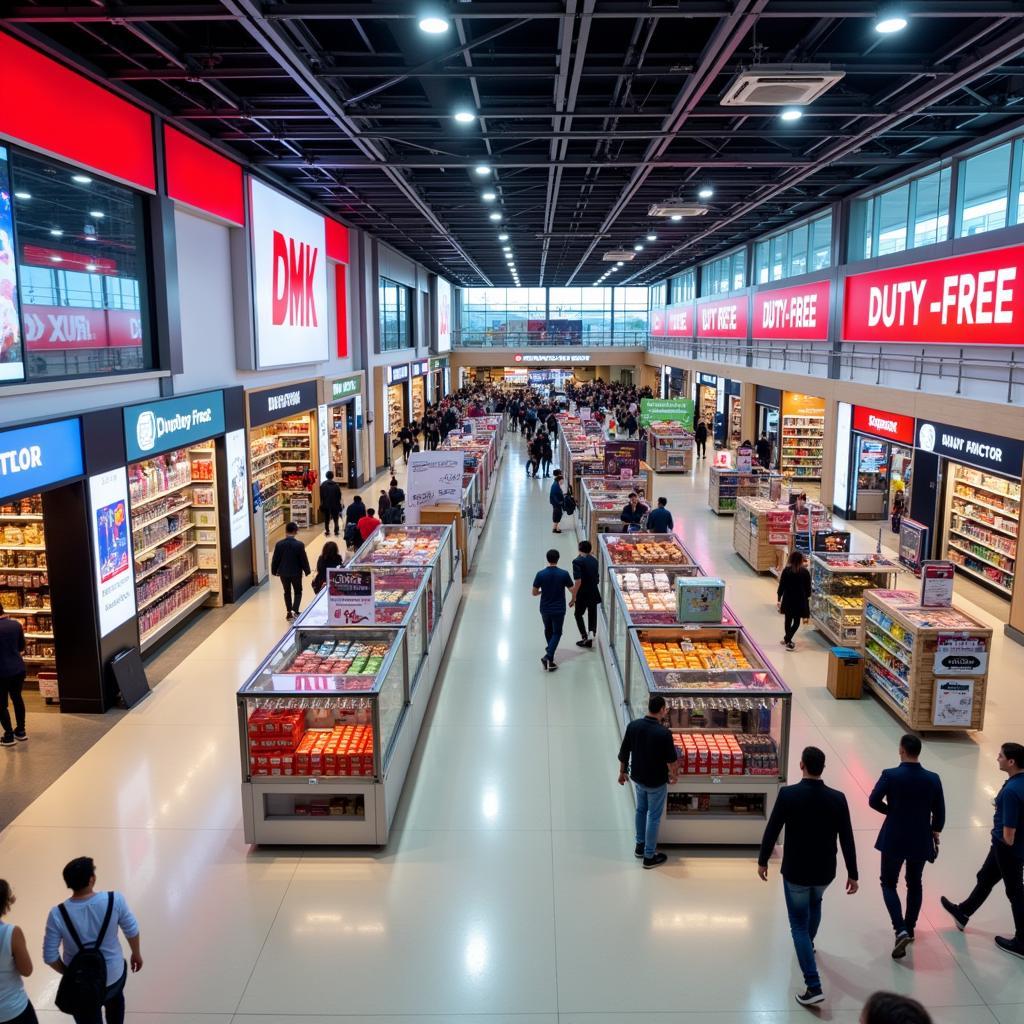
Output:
[549, 470, 566, 534]
[312, 541, 344, 594]
[0, 879, 34, 1024]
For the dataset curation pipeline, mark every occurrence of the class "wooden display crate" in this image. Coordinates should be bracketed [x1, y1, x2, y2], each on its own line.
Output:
[733, 498, 779, 573]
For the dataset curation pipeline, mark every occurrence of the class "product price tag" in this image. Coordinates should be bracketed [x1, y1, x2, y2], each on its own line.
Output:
[920, 560, 955, 608]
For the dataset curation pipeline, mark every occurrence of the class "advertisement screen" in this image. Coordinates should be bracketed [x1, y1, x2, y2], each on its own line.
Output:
[0, 147, 24, 382]
[89, 468, 137, 637]
[225, 429, 251, 548]
[437, 277, 452, 352]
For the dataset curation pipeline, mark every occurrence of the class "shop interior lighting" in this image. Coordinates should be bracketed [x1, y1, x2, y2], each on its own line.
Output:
[670, 213, 683, 221]
[646, 234, 657, 241]
[489, 212, 502, 221]
[875, 12, 908, 33]
[453, 110, 476, 124]
[418, 16, 450, 33]
[71, 174, 92, 184]
[497, 233, 509, 241]
[698, 186, 714, 199]
[482, 191, 496, 201]
[85, 263, 97, 271]
[89, 211, 105, 218]
[475, 165, 491, 176]
[780, 108, 803, 121]
[49, 255, 62, 262]
[13, 191, 30, 200]
[49, 228, 63, 236]
[633, 244, 644, 251]
[616, 261, 624, 266]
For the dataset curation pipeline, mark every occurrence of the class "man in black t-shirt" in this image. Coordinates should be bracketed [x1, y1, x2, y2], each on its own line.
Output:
[570, 540, 601, 648]
[618, 695, 678, 868]
[531, 548, 573, 672]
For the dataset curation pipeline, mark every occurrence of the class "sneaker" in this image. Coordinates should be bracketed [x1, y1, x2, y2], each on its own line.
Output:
[940, 896, 968, 932]
[286, 612, 294, 621]
[541, 656, 550, 672]
[634, 843, 644, 859]
[13, 729, 26, 743]
[892, 931, 911, 959]
[547, 661, 558, 672]
[582, 638, 593, 648]
[795, 988, 825, 1007]
[996, 935, 1024, 959]
[786, 641, 796, 651]
[576, 638, 589, 647]
[642, 852, 667, 869]
[0, 735, 13, 748]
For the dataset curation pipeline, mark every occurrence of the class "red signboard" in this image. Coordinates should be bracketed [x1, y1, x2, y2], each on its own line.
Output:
[667, 303, 695, 337]
[164, 125, 244, 226]
[753, 280, 831, 341]
[696, 296, 748, 338]
[325, 218, 350, 264]
[22, 246, 118, 275]
[649, 308, 667, 336]
[843, 244, 1024, 344]
[852, 405, 916, 445]
[22, 304, 142, 351]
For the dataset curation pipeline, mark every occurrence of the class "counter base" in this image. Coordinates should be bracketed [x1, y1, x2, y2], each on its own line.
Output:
[596, 608, 630, 737]
[654, 779, 781, 846]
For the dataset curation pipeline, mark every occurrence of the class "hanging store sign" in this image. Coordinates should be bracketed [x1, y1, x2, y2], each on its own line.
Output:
[696, 296, 748, 338]
[387, 364, 410, 384]
[124, 389, 225, 461]
[247, 380, 319, 428]
[667, 304, 695, 337]
[843, 243, 1024, 344]
[437, 277, 452, 352]
[639, 398, 694, 428]
[753, 280, 831, 341]
[852, 406, 915, 446]
[915, 419, 1024, 477]
[0, 418, 83, 500]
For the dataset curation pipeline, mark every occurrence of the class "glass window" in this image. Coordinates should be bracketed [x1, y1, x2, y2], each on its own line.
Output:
[770, 234, 786, 281]
[959, 142, 1012, 237]
[378, 277, 411, 351]
[788, 224, 808, 277]
[912, 167, 950, 248]
[7, 144, 153, 384]
[754, 241, 769, 284]
[731, 250, 746, 291]
[877, 184, 910, 255]
[810, 213, 832, 270]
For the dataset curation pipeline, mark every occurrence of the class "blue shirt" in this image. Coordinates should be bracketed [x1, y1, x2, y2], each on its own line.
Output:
[533, 566, 573, 615]
[994, 774, 1024, 859]
[549, 480, 564, 508]
[44, 891, 139, 986]
[646, 507, 673, 533]
[0, 618, 25, 677]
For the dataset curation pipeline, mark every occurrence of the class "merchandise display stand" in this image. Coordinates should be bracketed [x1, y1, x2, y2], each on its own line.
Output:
[733, 498, 780, 573]
[646, 422, 694, 473]
[809, 554, 903, 647]
[708, 469, 781, 515]
[577, 476, 651, 549]
[780, 412, 824, 481]
[860, 589, 992, 731]
[596, 532, 699, 608]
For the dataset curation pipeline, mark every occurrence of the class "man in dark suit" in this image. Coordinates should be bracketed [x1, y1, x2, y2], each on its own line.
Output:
[869, 733, 945, 960]
[319, 470, 343, 537]
[270, 521, 311, 621]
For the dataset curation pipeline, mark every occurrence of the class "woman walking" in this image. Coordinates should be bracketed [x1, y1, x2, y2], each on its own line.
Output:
[312, 541, 344, 594]
[550, 470, 566, 534]
[0, 879, 35, 1024]
[777, 550, 812, 650]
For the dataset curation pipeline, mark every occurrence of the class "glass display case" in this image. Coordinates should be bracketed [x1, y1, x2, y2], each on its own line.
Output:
[295, 566, 431, 692]
[578, 475, 652, 548]
[646, 422, 694, 473]
[621, 624, 792, 844]
[597, 532, 699, 607]
[809, 553, 903, 647]
[351, 525, 455, 637]
[237, 624, 409, 845]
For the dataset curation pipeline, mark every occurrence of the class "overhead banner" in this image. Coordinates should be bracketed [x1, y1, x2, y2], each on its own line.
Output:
[437, 277, 452, 352]
[649, 308, 667, 336]
[667, 304, 695, 338]
[843, 243, 1024, 344]
[696, 296, 748, 339]
[852, 405, 915, 446]
[639, 397, 694, 428]
[23, 305, 143, 352]
[753, 280, 831, 341]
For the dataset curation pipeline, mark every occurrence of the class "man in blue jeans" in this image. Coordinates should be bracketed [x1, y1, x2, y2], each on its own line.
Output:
[757, 746, 858, 1008]
[617, 695, 678, 869]
[531, 548, 573, 672]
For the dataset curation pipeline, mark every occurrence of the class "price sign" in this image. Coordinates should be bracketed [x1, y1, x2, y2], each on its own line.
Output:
[920, 560, 955, 608]
[933, 678, 975, 727]
[934, 633, 988, 675]
[327, 568, 376, 624]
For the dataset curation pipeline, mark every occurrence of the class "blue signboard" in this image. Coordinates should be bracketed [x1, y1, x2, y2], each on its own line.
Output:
[0, 418, 83, 500]
[124, 390, 226, 462]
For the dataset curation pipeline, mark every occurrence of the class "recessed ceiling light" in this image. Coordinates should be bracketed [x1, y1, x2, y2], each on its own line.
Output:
[616, 261, 624, 266]
[646, 234, 657, 241]
[482, 191, 496, 201]
[498, 233, 509, 241]
[72, 174, 92, 184]
[634, 244, 644, 251]
[419, 16, 449, 33]
[14, 191, 30, 200]
[453, 110, 476, 124]
[875, 14, 908, 33]
[489, 212, 502, 221]
[49, 255, 63, 263]
[89, 210, 105, 219]
[698, 187, 714, 199]
[49, 228, 63, 236]
[670, 214, 683, 221]
[475, 165, 491, 176]
[780, 108, 803, 122]
[86, 263, 97, 271]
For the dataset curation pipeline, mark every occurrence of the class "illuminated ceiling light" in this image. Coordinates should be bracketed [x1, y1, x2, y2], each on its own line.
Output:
[698, 186, 714, 199]
[616, 261, 624, 266]
[498, 233, 509, 241]
[474, 164, 491, 175]
[72, 174, 92, 184]
[418, 16, 450, 33]
[482, 191, 496, 201]
[49, 228, 63, 236]
[634, 244, 644, 251]
[86, 263, 97, 271]
[453, 110, 476, 124]
[85, 235, 98, 242]
[89, 210, 105, 219]
[49, 255, 63, 263]
[489, 212, 502, 221]
[14, 191, 30, 200]
[670, 213, 683, 221]
[646, 234, 657, 241]
[780, 108, 803, 122]
[875, 13, 908, 33]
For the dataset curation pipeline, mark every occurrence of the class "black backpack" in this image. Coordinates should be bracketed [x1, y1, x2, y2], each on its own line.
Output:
[563, 492, 577, 515]
[55, 892, 114, 1015]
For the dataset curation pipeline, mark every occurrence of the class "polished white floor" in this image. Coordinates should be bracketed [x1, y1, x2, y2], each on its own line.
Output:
[4, 431, 1024, 1023]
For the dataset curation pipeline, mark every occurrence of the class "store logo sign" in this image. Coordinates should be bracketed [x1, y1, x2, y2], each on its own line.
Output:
[753, 280, 831, 341]
[852, 405, 915, 445]
[331, 376, 360, 401]
[0, 419, 83, 500]
[124, 391, 225, 461]
[696, 296, 748, 338]
[271, 231, 319, 327]
[267, 390, 301, 412]
[516, 352, 591, 363]
[136, 411, 157, 453]
[915, 418, 1024, 476]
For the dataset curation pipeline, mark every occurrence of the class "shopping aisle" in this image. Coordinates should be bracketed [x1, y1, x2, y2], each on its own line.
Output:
[0, 434, 1022, 1023]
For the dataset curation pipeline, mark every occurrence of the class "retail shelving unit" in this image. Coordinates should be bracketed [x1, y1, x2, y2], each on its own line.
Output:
[708, 469, 783, 515]
[733, 498, 780, 572]
[861, 589, 991, 731]
[646, 422, 694, 473]
[809, 554, 903, 647]
[780, 413, 824, 481]
[250, 416, 313, 536]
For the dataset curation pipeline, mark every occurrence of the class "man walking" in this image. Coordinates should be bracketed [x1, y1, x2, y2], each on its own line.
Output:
[270, 522, 311, 621]
[694, 419, 708, 460]
[531, 548, 573, 672]
[570, 540, 601, 648]
[645, 497, 673, 534]
[869, 734, 945, 959]
[940, 741, 1024, 958]
[0, 604, 27, 747]
[618, 694, 678, 869]
[758, 746, 858, 1007]
[319, 470, 343, 537]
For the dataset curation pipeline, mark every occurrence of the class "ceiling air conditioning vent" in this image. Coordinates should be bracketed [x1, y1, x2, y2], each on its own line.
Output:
[603, 250, 637, 261]
[720, 66, 844, 107]
[647, 203, 709, 218]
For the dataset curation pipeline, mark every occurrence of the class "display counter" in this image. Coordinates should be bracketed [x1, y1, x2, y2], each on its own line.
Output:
[709, 468, 783, 515]
[597, 532, 699, 608]
[577, 475, 651, 547]
[733, 498, 781, 573]
[646, 422, 694, 473]
[861, 589, 992, 731]
[809, 554, 903, 647]
[620, 624, 792, 844]
[238, 624, 409, 845]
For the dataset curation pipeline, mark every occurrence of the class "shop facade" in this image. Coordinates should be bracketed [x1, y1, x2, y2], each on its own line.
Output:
[323, 372, 366, 489]
[411, 358, 429, 424]
[428, 356, 450, 403]
[754, 386, 782, 467]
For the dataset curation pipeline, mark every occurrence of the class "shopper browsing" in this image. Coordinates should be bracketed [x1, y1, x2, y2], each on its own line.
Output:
[618, 694, 678, 869]
[861, 992, 932, 1024]
[868, 734, 945, 959]
[270, 522, 311, 621]
[0, 606, 27, 747]
[357, 506, 382, 543]
[388, 478, 405, 509]
[645, 497, 673, 534]
[399, 425, 413, 462]
[776, 550, 812, 650]
[312, 541, 344, 595]
[319, 470, 343, 537]
[620, 492, 646, 532]
[570, 540, 601, 648]
[757, 746, 859, 1008]
[44, 857, 142, 1024]
[940, 741, 1024, 958]
[549, 471, 566, 534]
[756, 432, 772, 469]
[532, 548, 573, 672]
[694, 420, 708, 460]
[344, 495, 367, 549]
[0, 879, 34, 1024]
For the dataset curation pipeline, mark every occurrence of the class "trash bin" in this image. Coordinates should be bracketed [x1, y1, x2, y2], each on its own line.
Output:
[827, 646, 863, 700]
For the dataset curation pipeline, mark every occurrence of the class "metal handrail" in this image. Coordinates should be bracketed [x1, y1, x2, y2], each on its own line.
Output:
[452, 330, 648, 348]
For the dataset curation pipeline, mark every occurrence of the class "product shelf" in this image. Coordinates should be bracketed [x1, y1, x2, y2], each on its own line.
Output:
[950, 562, 1013, 594]
[947, 540, 1015, 573]
[0, 513, 43, 522]
[137, 565, 202, 612]
[133, 521, 195, 559]
[951, 508, 1017, 538]
[135, 541, 198, 583]
[130, 476, 193, 511]
[132, 498, 193, 532]
[139, 586, 212, 649]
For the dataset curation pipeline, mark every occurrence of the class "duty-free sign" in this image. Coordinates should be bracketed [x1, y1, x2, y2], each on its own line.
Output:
[667, 304, 695, 337]
[753, 281, 831, 341]
[843, 244, 1024, 344]
[696, 296, 748, 338]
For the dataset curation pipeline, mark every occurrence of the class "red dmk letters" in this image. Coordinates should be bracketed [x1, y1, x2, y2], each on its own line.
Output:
[271, 230, 319, 327]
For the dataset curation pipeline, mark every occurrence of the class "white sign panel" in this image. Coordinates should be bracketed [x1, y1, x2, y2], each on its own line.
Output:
[933, 633, 988, 676]
[317, 403, 330, 479]
[406, 451, 464, 510]
[225, 429, 251, 548]
[249, 177, 329, 369]
[437, 277, 452, 352]
[89, 468, 137, 637]
[327, 567, 376, 625]
[933, 678, 975, 727]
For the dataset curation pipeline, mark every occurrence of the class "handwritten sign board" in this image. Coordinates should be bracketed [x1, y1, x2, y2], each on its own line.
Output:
[405, 450, 465, 525]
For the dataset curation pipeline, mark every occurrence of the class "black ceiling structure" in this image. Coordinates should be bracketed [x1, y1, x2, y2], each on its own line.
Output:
[6, 2, 1024, 289]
